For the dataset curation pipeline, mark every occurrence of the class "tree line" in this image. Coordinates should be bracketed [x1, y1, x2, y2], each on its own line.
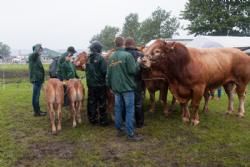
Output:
[1, 0, 249, 56]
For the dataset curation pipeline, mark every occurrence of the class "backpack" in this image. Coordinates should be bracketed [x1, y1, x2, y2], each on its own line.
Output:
[49, 57, 59, 78]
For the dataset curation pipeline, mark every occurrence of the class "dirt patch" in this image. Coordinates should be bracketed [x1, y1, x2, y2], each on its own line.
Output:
[16, 141, 75, 166]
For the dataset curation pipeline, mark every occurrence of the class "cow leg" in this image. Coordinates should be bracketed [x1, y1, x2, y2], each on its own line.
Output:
[57, 104, 62, 132]
[149, 90, 155, 113]
[191, 86, 205, 126]
[48, 103, 57, 134]
[202, 89, 210, 113]
[224, 83, 235, 115]
[161, 85, 170, 117]
[169, 96, 176, 112]
[77, 101, 82, 124]
[71, 102, 77, 128]
[235, 84, 247, 117]
[181, 103, 190, 123]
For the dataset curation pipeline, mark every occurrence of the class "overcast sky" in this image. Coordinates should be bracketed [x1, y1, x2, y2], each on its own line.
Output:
[0, 0, 188, 50]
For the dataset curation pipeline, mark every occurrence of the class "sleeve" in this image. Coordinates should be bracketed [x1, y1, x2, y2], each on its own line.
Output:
[126, 53, 139, 75]
[100, 56, 107, 76]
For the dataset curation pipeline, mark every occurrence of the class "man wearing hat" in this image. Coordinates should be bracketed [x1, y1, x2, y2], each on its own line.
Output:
[86, 41, 108, 126]
[28, 44, 47, 116]
[57, 46, 78, 81]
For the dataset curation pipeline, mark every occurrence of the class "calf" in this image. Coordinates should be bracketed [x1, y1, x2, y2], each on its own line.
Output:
[66, 79, 84, 128]
[44, 78, 64, 135]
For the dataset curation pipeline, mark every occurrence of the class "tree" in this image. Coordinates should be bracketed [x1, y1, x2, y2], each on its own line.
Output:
[139, 7, 180, 44]
[0, 42, 11, 58]
[181, 0, 250, 36]
[90, 26, 120, 51]
[121, 13, 141, 43]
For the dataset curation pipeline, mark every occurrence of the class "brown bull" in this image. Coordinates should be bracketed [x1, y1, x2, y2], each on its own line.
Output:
[66, 79, 84, 128]
[44, 78, 64, 134]
[143, 40, 250, 125]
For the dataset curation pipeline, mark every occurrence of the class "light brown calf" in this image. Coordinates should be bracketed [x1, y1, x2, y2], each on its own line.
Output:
[66, 79, 84, 128]
[44, 78, 64, 135]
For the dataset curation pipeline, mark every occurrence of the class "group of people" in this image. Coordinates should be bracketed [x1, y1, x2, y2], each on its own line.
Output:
[28, 36, 144, 141]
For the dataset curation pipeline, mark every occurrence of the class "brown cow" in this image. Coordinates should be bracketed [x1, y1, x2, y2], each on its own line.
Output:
[44, 78, 64, 134]
[66, 79, 84, 128]
[143, 40, 250, 125]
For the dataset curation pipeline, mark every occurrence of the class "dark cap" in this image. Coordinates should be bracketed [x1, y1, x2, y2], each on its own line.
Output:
[89, 41, 103, 53]
[67, 46, 77, 54]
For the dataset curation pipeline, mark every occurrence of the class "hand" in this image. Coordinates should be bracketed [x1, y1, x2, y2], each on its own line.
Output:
[82, 64, 86, 70]
[137, 57, 142, 63]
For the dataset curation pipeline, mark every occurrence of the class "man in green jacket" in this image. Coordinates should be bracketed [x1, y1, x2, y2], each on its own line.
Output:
[28, 44, 46, 116]
[86, 41, 108, 126]
[57, 46, 78, 81]
[106, 37, 143, 141]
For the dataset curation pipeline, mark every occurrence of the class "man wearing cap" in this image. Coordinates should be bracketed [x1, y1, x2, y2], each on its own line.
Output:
[85, 41, 108, 126]
[125, 37, 144, 128]
[28, 44, 46, 116]
[57, 46, 78, 81]
[57, 46, 78, 106]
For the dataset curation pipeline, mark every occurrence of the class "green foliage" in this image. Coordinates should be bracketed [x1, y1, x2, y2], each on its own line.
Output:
[0, 42, 11, 58]
[181, 0, 250, 36]
[90, 26, 120, 51]
[90, 7, 180, 47]
[139, 7, 180, 44]
[121, 13, 141, 43]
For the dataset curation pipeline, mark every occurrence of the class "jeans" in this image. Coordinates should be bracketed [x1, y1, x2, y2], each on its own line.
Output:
[32, 81, 43, 113]
[218, 87, 222, 98]
[134, 90, 144, 127]
[115, 91, 135, 137]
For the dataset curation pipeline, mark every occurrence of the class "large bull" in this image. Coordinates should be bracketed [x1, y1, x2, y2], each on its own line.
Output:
[143, 40, 250, 125]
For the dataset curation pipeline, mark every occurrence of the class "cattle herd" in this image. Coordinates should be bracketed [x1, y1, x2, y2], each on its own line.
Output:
[45, 40, 250, 134]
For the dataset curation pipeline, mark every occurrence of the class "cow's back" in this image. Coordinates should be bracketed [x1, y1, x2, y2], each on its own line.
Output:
[45, 78, 64, 104]
[67, 79, 84, 102]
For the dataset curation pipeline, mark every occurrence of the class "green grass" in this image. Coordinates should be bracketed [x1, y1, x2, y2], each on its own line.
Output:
[0, 65, 250, 166]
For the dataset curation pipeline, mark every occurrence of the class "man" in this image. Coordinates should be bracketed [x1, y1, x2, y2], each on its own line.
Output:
[57, 46, 78, 105]
[125, 37, 144, 128]
[85, 41, 108, 126]
[106, 37, 143, 141]
[57, 46, 78, 81]
[28, 44, 46, 116]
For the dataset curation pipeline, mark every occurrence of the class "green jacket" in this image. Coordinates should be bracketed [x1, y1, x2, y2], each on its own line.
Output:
[28, 52, 45, 83]
[86, 52, 107, 87]
[106, 48, 139, 93]
[57, 52, 78, 80]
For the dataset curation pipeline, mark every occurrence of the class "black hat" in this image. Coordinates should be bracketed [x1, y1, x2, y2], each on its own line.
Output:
[67, 46, 77, 54]
[89, 41, 103, 53]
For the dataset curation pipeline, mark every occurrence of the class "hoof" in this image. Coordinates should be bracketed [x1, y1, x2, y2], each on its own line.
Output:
[237, 112, 245, 118]
[192, 119, 200, 126]
[182, 117, 189, 123]
[57, 126, 62, 131]
[149, 109, 154, 113]
[52, 130, 57, 135]
[72, 123, 77, 128]
[225, 111, 233, 115]
[78, 119, 82, 124]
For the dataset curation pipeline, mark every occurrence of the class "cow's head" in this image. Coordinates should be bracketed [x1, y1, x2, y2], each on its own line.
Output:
[74, 52, 88, 70]
[142, 40, 178, 68]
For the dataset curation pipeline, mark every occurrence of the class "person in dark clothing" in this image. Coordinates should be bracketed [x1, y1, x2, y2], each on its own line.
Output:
[28, 44, 47, 116]
[125, 37, 144, 128]
[86, 41, 108, 126]
[57, 46, 78, 106]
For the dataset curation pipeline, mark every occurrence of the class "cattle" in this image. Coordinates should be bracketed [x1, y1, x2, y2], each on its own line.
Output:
[44, 78, 64, 134]
[143, 40, 250, 125]
[66, 79, 85, 128]
[141, 67, 176, 116]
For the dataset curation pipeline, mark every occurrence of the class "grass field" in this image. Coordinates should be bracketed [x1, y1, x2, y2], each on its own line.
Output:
[1, 64, 250, 167]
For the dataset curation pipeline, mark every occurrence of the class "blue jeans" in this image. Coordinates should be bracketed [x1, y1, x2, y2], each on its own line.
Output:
[32, 81, 43, 113]
[218, 87, 222, 98]
[114, 91, 135, 137]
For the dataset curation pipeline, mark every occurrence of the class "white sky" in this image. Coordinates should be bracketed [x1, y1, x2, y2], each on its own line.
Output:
[0, 0, 188, 50]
